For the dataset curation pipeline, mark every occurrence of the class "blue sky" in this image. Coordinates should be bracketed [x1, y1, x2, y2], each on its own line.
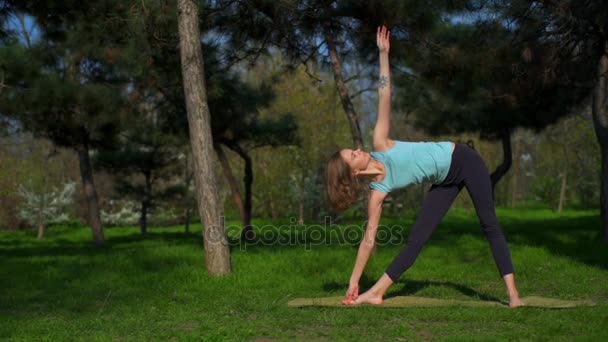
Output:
[5, 13, 40, 45]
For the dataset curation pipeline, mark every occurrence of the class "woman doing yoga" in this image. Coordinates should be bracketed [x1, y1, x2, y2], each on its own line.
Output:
[325, 26, 524, 308]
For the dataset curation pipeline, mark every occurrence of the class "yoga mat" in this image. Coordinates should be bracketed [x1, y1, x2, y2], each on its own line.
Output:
[287, 296, 596, 309]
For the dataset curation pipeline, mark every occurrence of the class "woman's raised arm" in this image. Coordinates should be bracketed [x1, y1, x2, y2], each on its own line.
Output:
[372, 26, 393, 152]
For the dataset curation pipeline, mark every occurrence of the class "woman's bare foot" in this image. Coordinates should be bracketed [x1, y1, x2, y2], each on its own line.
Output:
[509, 293, 525, 308]
[345, 290, 383, 305]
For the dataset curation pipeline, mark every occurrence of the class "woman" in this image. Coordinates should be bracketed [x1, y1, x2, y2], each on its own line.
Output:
[326, 26, 524, 308]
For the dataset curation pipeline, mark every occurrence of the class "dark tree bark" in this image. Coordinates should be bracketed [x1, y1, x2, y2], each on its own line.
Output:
[183, 151, 193, 234]
[490, 130, 513, 194]
[322, 20, 363, 149]
[140, 170, 152, 236]
[226, 143, 255, 241]
[510, 135, 520, 208]
[184, 208, 191, 233]
[216, 145, 249, 237]
[592, 41, 608, 241]
[76, 136, 105, 247]
[178, 0, 231, 274]
[558, 171, 567, 213]
[298, 199, 304, 225]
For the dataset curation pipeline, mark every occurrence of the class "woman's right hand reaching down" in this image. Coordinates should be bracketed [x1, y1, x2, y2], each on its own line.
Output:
[377, 25, 390, 54]
[343, 282, 359, 305]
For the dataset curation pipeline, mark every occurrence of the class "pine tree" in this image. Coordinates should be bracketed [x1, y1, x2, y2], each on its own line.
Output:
[0, 1, 133, 246]
[95, 94, 184, 236]
[395, 2, 597, 191]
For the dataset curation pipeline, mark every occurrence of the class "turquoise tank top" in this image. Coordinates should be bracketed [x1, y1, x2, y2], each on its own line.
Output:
[369, 141, 454, 193]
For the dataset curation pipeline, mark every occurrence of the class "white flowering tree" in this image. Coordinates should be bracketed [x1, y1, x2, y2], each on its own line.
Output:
[17, 181, 76, 239]
[100, 199, 140, 227]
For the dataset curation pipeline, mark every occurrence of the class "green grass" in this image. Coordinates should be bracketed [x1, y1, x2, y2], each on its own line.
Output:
[1, 208, 607, 341]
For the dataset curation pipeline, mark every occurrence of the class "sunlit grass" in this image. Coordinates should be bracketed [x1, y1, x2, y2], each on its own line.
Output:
[1, 208, 607, 340]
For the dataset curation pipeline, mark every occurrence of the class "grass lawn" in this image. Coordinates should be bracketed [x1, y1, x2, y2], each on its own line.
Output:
[1, 208, 607, 341]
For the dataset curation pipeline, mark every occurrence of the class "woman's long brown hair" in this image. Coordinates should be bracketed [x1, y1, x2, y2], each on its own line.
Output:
[326, 150, 363, 211]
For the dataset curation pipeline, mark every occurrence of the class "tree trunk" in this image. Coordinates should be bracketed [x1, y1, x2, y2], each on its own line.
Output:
[298, 198, 304, 225]
[184, 208, 190, 233]
[592, 41, 608, 241]
[557, 134, 570, 214]
[37, 196, 45, 240]
[490, 130, 513, 195]
[76, 137, 105, 247]
[511, 135, 520, 208]
[216, 145, 247, 230]
[183, 150, 193, 234]
[140, 171, 152, 236]
[558, 171, 567, 213]
[178, 0, 231, 274]
[269, 194, 278, 220]
[37, 222, 44, 239]
[322, 20, 364, 149]
[227, 143, 255, 241]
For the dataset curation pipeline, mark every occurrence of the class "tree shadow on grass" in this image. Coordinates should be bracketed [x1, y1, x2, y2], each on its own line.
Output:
[233, 212, 607, 272]
[2, 212, 605, 271]
[0, 230, 201, 258]
[0, 244, 209, 320]
[425, 212, 607, 271]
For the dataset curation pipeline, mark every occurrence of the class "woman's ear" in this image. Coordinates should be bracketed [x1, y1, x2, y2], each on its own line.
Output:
[353, 169, 360, 177]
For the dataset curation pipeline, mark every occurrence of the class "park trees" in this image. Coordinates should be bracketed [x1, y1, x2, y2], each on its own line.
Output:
[250, 57, 351, 222]
[94, 106, 184, 236]
[398, 8, 595, 191]
[531, 113, 599, 211]
[527, 0, 607, 238]
[204, 47, 298, 240]
[119, 0, 298, 241]
[214, 0, 407, 148]
[0, 0, 133, 246]
[392, 0, 607, 237]
[17, 180, 76, 239]
[0, 134, 78, 233]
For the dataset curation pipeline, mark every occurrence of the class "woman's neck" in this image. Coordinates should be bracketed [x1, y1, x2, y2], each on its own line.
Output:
[357, 159, 385, 182]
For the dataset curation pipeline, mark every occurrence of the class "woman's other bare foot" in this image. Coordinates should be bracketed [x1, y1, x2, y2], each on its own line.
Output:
[344, 290, 383, 305]
[509, 293, 525, 308]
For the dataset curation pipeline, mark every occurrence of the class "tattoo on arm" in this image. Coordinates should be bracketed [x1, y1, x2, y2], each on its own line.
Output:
[379, 75, 389, 89]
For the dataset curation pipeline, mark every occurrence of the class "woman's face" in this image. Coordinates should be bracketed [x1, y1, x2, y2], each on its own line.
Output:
[340, 148, 370, 175]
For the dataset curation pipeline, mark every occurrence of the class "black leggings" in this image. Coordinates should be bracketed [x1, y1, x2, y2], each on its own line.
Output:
[385, 143, 514, 282]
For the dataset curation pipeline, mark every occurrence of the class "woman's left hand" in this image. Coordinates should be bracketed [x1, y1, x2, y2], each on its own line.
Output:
[377, 25, 390, 53]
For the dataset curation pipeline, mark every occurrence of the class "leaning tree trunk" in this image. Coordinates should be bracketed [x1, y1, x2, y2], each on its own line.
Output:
[216, 145, 249, 237]
[76, 136, 105, 247]
[490, 130, 513, 196]
[178, 0, 231, 274]
[140, 171, 152, 236]
[592, 41, 608, 241]
[228, 143, 255, 241]
[322, 20, 364, 149]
